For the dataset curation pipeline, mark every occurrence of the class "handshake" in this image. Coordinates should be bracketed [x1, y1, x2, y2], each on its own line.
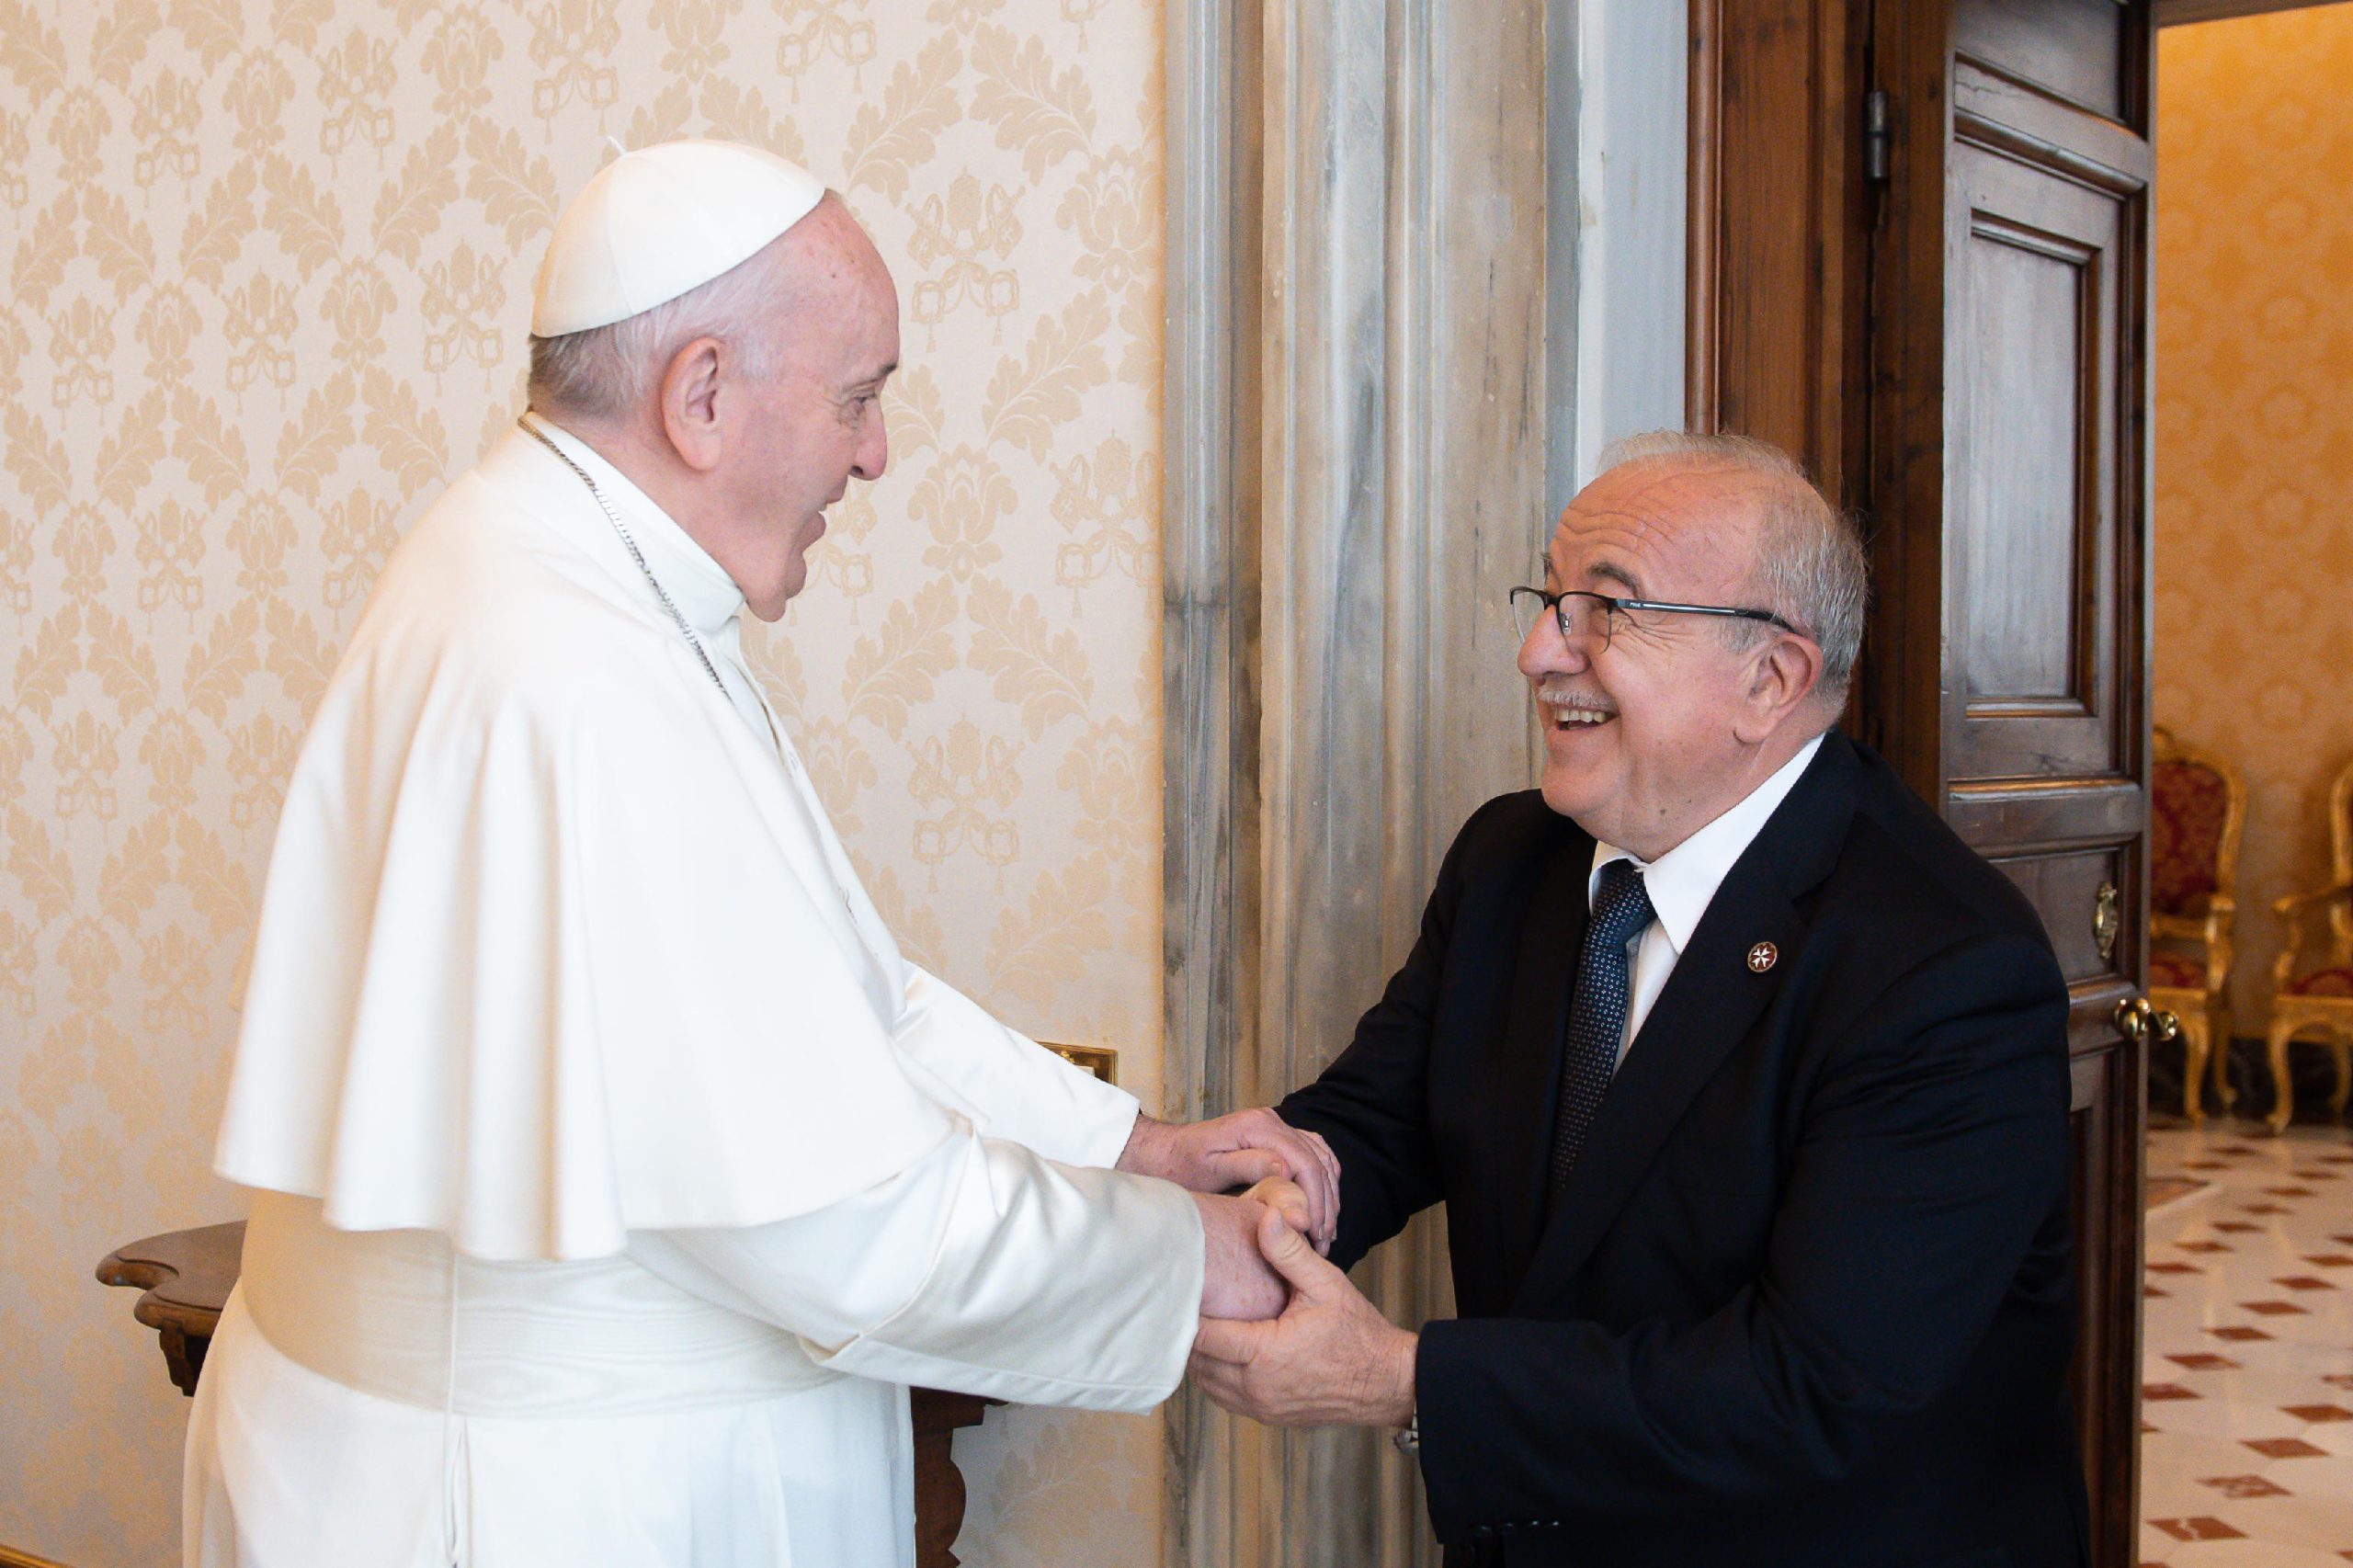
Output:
[1119, 1109, 1420, 1431]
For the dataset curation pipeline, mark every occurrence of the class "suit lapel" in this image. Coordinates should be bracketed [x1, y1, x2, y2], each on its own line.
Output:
[1510, 734, 1860, 1310]
[1490, 819, 1595, 1292]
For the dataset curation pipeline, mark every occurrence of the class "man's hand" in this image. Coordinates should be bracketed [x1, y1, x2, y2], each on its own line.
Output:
[1240, 1176, 1312, 1236]
[1120, 1109, 1341, 1254]
[1189, 1205, 1418, 1428]
[1195, 1191, 1294, 1320]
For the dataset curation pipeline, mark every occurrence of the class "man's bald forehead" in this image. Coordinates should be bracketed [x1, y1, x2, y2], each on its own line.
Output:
[1586, 457, 1836, 591]
[1565, 457, 1770, 546]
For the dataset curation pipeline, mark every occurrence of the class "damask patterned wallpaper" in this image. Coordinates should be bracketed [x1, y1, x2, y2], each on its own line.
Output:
[0, 2, 1166, 1563]
[2154, 10, 2353, 1042]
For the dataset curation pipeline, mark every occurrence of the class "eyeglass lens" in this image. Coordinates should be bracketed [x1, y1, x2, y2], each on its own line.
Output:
[1511, 588, 1613, 649]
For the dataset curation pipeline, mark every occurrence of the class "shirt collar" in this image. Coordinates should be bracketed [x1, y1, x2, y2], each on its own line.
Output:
[525, 415, 746, 641]
[1588, 733, 1826, 954]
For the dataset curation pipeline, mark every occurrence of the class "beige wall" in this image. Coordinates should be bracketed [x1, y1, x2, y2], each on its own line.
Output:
[2154, 6, 2353, 1038]
[0, 3, 1166, 1563]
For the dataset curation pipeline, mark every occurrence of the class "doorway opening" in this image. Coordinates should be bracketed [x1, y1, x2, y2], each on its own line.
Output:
[2140, 5, 2353, 1562]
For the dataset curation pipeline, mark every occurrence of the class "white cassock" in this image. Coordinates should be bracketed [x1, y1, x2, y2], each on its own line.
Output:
[184, 419, 1204, 1568]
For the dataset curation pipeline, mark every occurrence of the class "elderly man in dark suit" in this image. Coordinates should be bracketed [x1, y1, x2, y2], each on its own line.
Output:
[1190, 432, 2089, 1568]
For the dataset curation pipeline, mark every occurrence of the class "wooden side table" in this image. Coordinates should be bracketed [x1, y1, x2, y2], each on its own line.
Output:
[98, 1223, 996, 1568]
[96, 1222, 240, 1397]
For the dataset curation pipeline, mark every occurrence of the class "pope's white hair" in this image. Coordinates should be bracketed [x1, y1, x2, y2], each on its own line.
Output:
[1596, 429, 1869, 702]
[526, 240, 796, 419]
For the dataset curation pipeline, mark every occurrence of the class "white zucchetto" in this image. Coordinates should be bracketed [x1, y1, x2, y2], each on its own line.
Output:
[530, 140, 826, 337]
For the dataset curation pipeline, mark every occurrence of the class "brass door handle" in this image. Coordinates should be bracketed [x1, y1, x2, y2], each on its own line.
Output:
[2113, 995, 2179, 1044]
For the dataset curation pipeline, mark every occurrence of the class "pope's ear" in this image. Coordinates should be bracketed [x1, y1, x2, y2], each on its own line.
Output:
[657, 336, 727, 472]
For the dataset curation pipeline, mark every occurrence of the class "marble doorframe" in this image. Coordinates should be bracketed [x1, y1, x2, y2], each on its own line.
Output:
[1160, 3, 1686, 1563]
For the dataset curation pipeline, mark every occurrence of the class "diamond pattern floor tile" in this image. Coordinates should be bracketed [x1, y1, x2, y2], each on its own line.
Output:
[2142, 1126, 2353, 1562]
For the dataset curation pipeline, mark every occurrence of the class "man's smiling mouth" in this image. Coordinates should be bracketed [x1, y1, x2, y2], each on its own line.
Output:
[1539, 694, 1618, 730]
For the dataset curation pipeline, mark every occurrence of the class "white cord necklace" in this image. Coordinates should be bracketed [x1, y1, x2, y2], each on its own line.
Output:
[518, 415, 729, 699]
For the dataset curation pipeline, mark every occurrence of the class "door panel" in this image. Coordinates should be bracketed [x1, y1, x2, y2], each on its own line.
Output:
[1947, 137, 2130, 780]
[2067, 1040, 2134, 1547]
[1954, 0, 2130, 120]
[1988, 846, 2135, 985]
[1955, 206, 2099, 707]
[1869, 4, 2154, 1566]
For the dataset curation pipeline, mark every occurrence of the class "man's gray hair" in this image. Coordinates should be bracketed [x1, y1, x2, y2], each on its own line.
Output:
[1597, 429, 1868, 702]
[527, 242, 795, 419]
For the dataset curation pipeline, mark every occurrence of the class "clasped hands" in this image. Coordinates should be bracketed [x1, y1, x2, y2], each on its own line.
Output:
[1118, 1109, 1417, 1432]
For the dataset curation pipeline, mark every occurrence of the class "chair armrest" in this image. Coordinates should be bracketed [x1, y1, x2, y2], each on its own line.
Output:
[2273, 882, 2353, 917]
[2273, 883, 2353, 989]
[2152, 912, 2213, 943]
[2153, 898, 2236, 991]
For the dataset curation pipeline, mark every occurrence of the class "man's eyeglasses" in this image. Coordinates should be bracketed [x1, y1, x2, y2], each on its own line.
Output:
[1508, 586, 1803, 652]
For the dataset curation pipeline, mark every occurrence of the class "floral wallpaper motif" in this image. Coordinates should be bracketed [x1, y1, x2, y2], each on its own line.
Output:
[2154, 9, 2353, 1042]
[0, 2, 1166, 1563]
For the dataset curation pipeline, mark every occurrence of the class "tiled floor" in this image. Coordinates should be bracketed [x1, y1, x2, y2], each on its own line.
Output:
[2140, 1121, 2353, 1566]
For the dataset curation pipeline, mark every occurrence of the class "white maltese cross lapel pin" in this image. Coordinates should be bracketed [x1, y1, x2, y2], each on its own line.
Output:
[1746, 941, 1779, 973]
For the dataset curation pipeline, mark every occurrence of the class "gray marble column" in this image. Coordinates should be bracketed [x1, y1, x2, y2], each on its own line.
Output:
[1164, 0, 1552, 1563]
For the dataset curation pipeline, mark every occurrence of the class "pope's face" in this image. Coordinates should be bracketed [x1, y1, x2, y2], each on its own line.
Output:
[1518, 462, 1780, 859]
[719, 202, 900, 620]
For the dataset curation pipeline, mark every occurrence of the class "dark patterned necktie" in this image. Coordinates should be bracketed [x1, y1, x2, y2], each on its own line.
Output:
[1548, 858, 1656, 1203]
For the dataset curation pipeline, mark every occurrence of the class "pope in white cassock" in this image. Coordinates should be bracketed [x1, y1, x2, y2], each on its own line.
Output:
[184, 141, 1339, 1568]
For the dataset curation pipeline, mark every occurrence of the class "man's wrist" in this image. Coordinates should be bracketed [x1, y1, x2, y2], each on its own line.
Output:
[1116, 1111, 1169, 1178]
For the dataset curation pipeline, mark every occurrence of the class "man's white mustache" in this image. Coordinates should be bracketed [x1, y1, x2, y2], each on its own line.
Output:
[1533, 681, 1617, 720]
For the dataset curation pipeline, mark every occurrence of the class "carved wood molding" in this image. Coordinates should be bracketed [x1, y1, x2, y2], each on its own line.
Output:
[2156, 0, 2320, 23]
[1683, 0, 1869, 501]
[1687, 0, 1723, 434]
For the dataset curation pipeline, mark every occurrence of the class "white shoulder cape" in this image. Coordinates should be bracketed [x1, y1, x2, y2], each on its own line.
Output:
[215, 434, 961, 1260]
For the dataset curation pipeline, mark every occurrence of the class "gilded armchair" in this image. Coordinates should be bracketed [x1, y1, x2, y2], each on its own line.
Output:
[2265, 756, 2353, 1132]
[2147, 728, 2245, 1124]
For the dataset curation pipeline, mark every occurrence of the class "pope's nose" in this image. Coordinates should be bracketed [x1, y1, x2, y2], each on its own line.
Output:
[852, 418, 888, 482]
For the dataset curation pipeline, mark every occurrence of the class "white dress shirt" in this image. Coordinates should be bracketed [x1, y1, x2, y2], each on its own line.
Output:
[1588, 734, 1824, 1064]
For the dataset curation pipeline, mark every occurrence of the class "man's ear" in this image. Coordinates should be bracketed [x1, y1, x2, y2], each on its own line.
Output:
[658, 336, 727, 472]
[1733, 633, 1824, 745]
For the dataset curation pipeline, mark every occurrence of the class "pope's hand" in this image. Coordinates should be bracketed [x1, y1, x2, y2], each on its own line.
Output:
[1120, 1109, 1341, 1254]
[1194, 1191, 1293, 1320]
[1189, 1205, 1418, 1428]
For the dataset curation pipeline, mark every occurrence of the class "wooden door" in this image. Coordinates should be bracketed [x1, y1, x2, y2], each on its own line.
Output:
[1867, 3, 2154, 1565]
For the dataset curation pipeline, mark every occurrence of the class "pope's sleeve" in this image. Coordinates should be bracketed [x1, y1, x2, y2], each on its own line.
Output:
[887, 963, 1142, 1169]
[625, 1120, 1202, 1410]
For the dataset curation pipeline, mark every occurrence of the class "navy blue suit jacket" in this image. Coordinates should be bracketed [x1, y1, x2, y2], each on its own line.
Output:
[1279, 732, 2089, 1568]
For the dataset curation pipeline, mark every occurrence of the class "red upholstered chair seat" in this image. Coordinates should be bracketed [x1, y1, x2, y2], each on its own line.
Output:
[2149, 950, 2207, 989]
[2280, 966, 2353, 999]
[2152, 759, 2231, 917]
